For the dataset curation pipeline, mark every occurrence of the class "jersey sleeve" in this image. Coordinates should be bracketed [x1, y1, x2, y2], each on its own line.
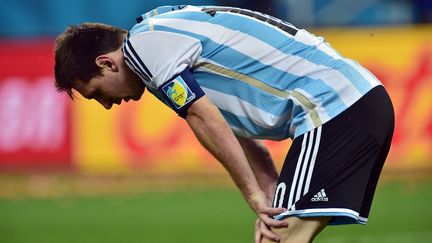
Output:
[126, 30, 202, 87]
[125, 31, 204, 118]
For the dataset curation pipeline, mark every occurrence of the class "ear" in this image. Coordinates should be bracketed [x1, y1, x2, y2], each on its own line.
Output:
[95, 55, 120, 72]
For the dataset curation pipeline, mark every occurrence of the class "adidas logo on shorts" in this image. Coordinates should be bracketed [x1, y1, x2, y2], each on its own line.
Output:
[311, 189, 328, 202]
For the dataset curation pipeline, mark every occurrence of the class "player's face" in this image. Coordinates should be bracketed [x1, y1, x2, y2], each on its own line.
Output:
[73, 50, 145, 110]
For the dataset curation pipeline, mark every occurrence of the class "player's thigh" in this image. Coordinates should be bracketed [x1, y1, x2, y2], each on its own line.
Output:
[262, 216, 330, 243]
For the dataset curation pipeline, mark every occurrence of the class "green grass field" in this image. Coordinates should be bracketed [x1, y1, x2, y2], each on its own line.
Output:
[0, 178, 431, 243]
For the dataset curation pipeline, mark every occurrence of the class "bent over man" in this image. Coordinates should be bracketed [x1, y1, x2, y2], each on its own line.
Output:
[54, 5, 394, 242]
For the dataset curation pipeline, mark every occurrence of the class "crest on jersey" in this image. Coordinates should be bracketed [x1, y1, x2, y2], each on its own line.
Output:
[161, 76, 195, 109]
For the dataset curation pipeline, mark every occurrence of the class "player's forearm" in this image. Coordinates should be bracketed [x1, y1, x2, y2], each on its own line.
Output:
[187, 113, 262, 199]
[237, 137, 279, 204]
[186, 99, 265, 208]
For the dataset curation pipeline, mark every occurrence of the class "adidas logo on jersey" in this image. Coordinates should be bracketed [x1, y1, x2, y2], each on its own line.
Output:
[311, 189, 328, 202]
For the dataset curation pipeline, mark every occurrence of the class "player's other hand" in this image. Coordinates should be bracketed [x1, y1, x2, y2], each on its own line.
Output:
[248, 192, 288, 242]
[255, 218, 287, 243]
[255, 208, 287, 242]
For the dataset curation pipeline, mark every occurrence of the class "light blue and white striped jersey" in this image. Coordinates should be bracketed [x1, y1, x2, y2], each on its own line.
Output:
[123, 5, 381, 140]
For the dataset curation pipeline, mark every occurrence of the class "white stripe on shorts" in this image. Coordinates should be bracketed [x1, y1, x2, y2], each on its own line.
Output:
[287, 127, 322, 210]
[304, 126, 322, 194]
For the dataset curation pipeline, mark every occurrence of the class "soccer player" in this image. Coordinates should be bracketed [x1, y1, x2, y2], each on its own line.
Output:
[54, 5, 395, 243]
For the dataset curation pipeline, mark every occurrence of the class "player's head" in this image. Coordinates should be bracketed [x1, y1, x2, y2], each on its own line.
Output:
[54, 23, 145, 109]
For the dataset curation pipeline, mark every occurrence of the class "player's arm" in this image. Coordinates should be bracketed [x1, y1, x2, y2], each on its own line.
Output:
[236, 137, 280, 243]
[236, 137, 278, 204]
[185, 97, 287, 236]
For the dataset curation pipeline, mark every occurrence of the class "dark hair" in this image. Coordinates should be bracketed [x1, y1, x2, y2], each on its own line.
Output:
[54, 23, 127, 99]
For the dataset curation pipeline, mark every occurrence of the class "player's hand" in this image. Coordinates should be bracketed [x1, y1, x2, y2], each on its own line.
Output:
[255, 218, 275, 243]
[255, 216, 287, 243]
[248, 192, 288, 242]
[255, 218, 264, 243]
[249, 191, 288, 227]
[256, 207, 287, 242]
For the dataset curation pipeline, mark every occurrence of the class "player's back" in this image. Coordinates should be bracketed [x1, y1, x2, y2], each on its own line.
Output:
[128, 5, 381, 139]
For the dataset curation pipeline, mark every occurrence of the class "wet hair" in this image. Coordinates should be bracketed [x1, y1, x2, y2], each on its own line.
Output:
[54, 23, 127, 99]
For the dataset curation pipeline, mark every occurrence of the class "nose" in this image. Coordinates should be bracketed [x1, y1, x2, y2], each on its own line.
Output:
[103, 102, 113, 110]
[96, 99, 112, 110]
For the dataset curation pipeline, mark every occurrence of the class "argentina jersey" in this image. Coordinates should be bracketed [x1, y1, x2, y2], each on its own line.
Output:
[123, 5, 381, 140]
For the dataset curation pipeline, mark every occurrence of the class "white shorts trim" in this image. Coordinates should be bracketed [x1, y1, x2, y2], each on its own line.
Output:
[274, 208, 368, 225]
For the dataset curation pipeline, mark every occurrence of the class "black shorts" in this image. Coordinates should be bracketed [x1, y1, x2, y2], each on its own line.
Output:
[273, 85, 394, 225]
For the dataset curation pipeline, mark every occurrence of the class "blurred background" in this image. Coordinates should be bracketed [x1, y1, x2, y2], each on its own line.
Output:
[0, 0, 431, 242]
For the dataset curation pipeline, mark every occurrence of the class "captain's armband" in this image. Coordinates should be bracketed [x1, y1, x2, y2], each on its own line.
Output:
[158, 69, 205, 118]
